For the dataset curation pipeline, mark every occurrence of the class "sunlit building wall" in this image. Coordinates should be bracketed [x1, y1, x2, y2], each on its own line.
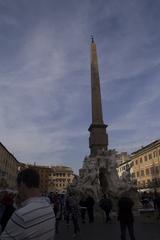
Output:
[117, 139, 160, 191]
[19, 163, 74, 193]
[48, 166, 74, 193]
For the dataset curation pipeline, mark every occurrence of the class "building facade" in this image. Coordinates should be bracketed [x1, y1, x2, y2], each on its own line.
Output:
[19, 163, 74, 193]
[0, 143, 19, 190]
[117, 139, 160, 191]
[0, 142, 74, 193]
[48, 166, 74, 193]
[116, 152, 130, 166]
[117, 158, 132, 178]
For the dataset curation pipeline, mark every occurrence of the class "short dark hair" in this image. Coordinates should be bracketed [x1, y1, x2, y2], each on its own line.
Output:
[17, 168, 40, 188]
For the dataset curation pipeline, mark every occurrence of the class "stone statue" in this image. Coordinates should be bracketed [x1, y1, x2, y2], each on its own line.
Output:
[75, 149, 137, 201]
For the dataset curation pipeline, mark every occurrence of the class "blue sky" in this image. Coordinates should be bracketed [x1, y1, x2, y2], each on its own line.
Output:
[0, 0, 160, 173]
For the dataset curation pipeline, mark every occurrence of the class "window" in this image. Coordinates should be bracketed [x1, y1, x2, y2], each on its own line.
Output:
[140, 158, 143, 163]
[144, 156, 147, 161]
[137, 172, 139, 177]
[146, 169, 149, 175]
[153, 151, 157, 158]
[149, 153, 152, 160]
[141, 170, 145, 176]
[135, 160, 138, 165]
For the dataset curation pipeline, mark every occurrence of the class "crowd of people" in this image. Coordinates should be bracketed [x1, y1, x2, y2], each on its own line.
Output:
[0, 168, 160, 239]
[140, 191, 160, 212]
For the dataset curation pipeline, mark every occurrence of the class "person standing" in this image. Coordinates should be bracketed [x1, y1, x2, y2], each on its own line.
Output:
[153, 192, 160, 217]
[0, 193, 15, 232]
[66, 192, 80, 237]
[99, 194, 112, 223]
[79, 195, 87, 223]
[0, 168, 55, 240]
[118, 193, 136, 240]
[53, 193, 62, 234]
[85, 194, 95, 223]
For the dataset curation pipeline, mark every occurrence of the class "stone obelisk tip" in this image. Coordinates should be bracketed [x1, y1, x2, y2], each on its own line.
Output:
[91, 35, 94, 43]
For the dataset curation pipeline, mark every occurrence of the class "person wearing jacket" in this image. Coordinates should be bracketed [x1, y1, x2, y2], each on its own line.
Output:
[118, 192, 136, 240]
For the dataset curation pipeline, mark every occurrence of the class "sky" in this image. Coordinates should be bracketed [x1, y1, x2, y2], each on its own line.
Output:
[0, 0, 160, 173]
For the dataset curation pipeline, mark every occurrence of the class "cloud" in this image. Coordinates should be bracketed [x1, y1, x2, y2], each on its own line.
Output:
[0, 0, 160, 173]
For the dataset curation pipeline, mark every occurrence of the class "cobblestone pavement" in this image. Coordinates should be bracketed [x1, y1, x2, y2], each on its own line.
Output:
[55, 217, 160, 240]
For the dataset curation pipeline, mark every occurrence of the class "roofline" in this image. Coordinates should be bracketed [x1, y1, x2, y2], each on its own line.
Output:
[0, 142, 20, 164]
[117, 139, 160, 166]
[117, 159, 132, 167]
[131, 139, 160, 156]
[19, 162, 73, 172]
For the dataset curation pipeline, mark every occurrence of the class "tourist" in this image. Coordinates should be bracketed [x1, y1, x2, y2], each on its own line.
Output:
[79, 195, 87, 223]
[65, 193, 72, 225]
[99, 193, 112, 223]
[141, 191, 149, 208]
[118, 192, 136, 240]
[153, 192, 160, 217]
[0, 168, 55, 239]
[53, 192, 62, 234]
[0, 192, 15, 232]
[85, 194, 95, 223]
[0, 192, 8, 234]
[65, 192, 80, 237]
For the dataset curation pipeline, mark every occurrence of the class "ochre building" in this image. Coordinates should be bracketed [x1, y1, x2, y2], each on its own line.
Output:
[48, 166, 74, 193]
[19, 163, 74, 193]
[117, 139, 160, 191]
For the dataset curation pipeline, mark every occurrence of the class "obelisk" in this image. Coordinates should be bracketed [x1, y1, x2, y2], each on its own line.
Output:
[88, 37, 108, 156]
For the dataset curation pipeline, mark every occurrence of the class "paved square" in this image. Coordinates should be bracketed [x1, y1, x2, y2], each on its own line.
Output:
[55, 217, 160, 240]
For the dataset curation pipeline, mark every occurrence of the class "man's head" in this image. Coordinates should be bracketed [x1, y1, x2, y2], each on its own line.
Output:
[17, 168, 40, 201]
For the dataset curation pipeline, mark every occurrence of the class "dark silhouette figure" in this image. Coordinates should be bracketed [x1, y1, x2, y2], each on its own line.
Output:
[85, 194, 95, 223]
[118, 194, 136, 240]
[154, 192, 160, 217]
[0, 193, 15, 232]
[79, 196, 87, 223]
[141, 191, 149, 208]
[99, 194, 112, 223]
[53, 193, 62, 234]
[65, 193, 80, 237]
